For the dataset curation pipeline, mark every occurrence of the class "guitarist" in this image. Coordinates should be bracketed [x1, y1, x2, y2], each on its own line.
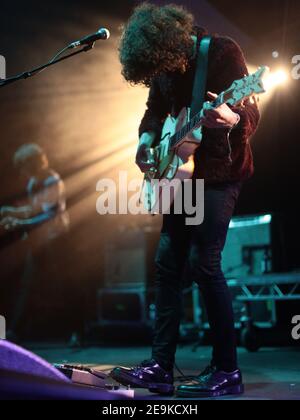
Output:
[0, 143, 69, 340]
[0, 143, 68, 238]
[111, 3, 260, 398]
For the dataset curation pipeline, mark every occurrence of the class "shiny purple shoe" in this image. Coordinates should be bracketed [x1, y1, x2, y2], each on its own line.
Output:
[110, 359, 174, 396]
[176, 369, 244, 398]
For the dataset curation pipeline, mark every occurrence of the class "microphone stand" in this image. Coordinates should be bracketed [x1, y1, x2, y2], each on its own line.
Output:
[0, 43, 94, 88]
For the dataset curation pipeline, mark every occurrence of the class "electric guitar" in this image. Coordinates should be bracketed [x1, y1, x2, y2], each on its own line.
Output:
[141, 66, 269, 212]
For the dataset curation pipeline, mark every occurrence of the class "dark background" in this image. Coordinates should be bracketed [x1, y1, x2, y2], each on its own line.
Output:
[0, 0, 299, 339]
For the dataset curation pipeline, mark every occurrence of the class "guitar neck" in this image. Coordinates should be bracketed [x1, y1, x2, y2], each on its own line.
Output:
[168, 66, 267, 150]
[169, 87, 234, 150]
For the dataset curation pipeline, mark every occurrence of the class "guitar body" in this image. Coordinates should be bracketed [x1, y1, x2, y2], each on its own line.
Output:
[143, 107, 202, 211]
[161, 107, 202, 180]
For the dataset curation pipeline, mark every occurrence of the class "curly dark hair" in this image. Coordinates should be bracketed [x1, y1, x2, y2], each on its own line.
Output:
[119, 2, 195, 86]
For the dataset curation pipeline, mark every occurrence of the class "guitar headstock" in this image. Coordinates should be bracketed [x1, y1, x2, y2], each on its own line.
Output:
[226, 66, 269, 106]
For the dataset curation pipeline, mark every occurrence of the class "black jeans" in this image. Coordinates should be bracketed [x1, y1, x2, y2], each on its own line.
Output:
[152, 181, 242, 372]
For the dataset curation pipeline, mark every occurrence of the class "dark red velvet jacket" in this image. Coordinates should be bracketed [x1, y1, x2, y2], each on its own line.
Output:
[139, 29, 260, 185]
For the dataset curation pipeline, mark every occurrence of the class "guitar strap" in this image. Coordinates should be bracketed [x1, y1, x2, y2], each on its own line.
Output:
[190, 35, 212, 118]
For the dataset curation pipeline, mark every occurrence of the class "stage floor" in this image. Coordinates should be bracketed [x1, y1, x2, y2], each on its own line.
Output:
[27, 344, 300, 400]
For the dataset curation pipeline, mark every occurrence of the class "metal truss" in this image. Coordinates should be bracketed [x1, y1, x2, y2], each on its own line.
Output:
[228, 272, 300, 302]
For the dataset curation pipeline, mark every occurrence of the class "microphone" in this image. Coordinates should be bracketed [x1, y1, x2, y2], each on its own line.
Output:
[68, 28, 110, 49]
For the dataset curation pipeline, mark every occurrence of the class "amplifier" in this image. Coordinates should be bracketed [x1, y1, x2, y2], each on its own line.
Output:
[222, 214, 273, 278]
[104, 228, 147, 287]
[97, 287, 149, 326]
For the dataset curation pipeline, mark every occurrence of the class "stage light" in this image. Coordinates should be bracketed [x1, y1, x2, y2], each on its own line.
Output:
[247, 64, 289, 111]
[272, 51, 279, 59]
[263, 69, 289, 91]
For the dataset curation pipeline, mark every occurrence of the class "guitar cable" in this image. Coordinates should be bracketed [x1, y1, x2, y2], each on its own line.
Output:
[174, 362, 199, 383]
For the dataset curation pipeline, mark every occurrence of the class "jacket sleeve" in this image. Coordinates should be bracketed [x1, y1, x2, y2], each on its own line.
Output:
[138, 78, 170, 139]
[210, 37, 260, 141]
